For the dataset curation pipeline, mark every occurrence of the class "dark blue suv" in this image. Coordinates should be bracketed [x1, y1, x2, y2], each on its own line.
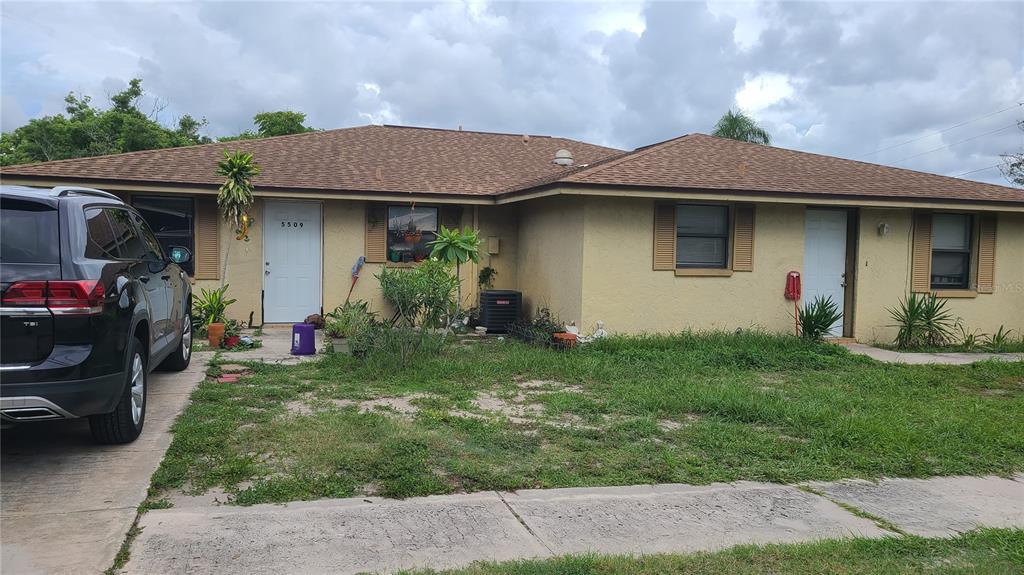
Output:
[1, 186, 192, 443]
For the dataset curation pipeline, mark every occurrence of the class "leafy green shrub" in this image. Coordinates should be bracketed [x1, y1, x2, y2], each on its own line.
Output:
[887, 292, 954, 349]
[955, 321, 983, 351]
[351, 323, 449, 368]
[985, 325, 1016, 353]
[193, 285, 236, 332]
[377, 259, 459, 328]
[509, 307, 566, 347]
[797, 295, 843, 341]
[324, 300, 375, 339]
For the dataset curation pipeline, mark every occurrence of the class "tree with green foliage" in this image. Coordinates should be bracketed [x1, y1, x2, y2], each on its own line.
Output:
[1000, 120, 1024, 188]
[0, 79, 211, 166]
[711, 109, 772, 145]
[218, 111, 316, 141]
[428, 226, 482, 321]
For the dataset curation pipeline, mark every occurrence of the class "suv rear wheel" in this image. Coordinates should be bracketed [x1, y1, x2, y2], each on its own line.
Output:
[89, 336, 146, 444]
[158, 311, 192, 372]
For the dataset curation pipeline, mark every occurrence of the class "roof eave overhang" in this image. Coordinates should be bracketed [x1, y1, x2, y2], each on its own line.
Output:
[4, 173, 1022, 212]
[494, 181, 1024, 212]
[0, 175, 496, 205]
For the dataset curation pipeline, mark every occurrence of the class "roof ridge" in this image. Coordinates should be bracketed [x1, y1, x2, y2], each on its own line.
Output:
[0, 125, 379, 171]
[380, 124, 624, 151]
[691, 133, 1021, 192]
[555, 133, 697, 183]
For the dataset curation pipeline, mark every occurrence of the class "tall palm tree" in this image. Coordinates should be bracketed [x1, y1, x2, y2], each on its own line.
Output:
[711, 110, 772, 145]
[216, 150, 261, 284]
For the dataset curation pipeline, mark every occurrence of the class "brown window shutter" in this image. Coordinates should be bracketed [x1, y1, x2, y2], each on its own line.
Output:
[440, 205, 463, 231]
[977, 213, 996, 294]
[911, 212, 932, 293]
[193, 196, 220, 280]
[653, 204, 676, 271]
[365, 203, 387, 263]
[732, 204, 755, 272]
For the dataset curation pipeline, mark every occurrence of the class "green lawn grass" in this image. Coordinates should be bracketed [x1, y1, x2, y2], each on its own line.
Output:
[152, 331, 1024, 504]
[398, 528, 1024, 575]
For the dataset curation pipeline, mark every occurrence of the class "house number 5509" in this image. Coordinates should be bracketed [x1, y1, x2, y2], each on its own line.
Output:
[281, 221, 304, 227]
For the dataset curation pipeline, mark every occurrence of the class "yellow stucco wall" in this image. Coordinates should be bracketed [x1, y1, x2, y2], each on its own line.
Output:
[514, 196, 585, 324]
[579, 197, 805, 334]
[854, 208, 1024, 343]
[119, 190, 1023, 339]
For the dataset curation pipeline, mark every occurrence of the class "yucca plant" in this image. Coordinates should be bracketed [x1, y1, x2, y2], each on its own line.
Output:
[887, 292, 954, 349]
[984, 325, 1016, 353]
[797, 295, 843, 341]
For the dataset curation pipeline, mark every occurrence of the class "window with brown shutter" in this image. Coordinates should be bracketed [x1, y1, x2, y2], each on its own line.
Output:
[366, 203, 460, 264]
[193, 196, 220, 280]
[652, 203, 754, 274]
[912, 211, 996, 295]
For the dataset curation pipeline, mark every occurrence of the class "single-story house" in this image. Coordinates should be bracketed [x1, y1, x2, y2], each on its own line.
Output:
[3, 125, 1022, 342]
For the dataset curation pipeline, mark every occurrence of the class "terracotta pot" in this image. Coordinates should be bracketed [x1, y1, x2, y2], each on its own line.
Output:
[224, 335, 241, 349]
[207, 322, 226, 347]
[552, 332, 577, 349]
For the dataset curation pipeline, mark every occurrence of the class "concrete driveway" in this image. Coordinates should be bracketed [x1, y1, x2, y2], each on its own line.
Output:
[1, 352, 210, 575]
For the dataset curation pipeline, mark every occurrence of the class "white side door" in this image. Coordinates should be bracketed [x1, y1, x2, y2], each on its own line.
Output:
[803, 209, 847, 337]
[263, 201, 322, 323]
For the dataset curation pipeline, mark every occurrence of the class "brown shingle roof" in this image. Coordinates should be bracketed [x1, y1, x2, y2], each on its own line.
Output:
[557, 133, 1024, 204]
[0, 125, 623, 196]
[3, 126, 1020, 205]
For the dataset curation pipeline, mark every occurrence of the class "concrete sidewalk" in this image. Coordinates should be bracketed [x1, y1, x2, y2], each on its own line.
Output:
[125, 474, 1024, 575]
[843, 342, 1024, 365]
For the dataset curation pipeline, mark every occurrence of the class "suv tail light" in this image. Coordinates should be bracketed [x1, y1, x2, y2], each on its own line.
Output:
[2, 280, 105, 315]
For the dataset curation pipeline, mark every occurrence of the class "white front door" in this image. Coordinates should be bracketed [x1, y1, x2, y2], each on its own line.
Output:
[263, 201, 322, 323]
[803, 209, 847, 337]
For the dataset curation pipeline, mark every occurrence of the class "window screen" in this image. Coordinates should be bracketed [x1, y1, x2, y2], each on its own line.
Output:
[930, 213, 971, 289]
[676, 205, 729, 268]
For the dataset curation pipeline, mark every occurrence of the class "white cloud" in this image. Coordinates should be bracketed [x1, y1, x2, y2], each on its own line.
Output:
[1, 0, 1021, 185]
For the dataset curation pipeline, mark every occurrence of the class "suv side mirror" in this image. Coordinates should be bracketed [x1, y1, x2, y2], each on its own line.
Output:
[169, 246, 192, 264]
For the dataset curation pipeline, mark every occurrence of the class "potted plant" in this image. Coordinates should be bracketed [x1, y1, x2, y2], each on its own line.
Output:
[194, 285, 236, 348]
[478, 266, 497, 290]
[223, 319, 242, 349]
[325, 300, 373, 355]
[403, 221, 422, 245]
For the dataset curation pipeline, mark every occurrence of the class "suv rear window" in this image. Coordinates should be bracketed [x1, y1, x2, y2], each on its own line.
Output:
[1, 198, 59, 263]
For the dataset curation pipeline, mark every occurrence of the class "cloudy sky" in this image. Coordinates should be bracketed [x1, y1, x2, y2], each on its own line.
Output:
[2, 1, 1022, 184]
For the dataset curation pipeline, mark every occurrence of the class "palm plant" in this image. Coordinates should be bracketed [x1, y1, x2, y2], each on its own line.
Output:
[427, 225, 481, 320]
[887, 293, 955, 349]
[797, 295, 843, 341]
[216, 150, 260, 284]
[711, 109, 772, 145]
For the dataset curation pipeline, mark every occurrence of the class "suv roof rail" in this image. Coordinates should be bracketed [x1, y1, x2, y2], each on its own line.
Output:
[53, 186, 121, 201]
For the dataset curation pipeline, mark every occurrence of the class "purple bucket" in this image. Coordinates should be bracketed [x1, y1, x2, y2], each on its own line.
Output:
[291, 323, 316, 355]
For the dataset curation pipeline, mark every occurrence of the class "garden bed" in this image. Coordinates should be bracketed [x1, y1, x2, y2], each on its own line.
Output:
[152, 331, 1024, 506]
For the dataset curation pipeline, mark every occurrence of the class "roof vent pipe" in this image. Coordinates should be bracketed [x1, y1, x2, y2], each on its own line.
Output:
[553, 149, 574, 167]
